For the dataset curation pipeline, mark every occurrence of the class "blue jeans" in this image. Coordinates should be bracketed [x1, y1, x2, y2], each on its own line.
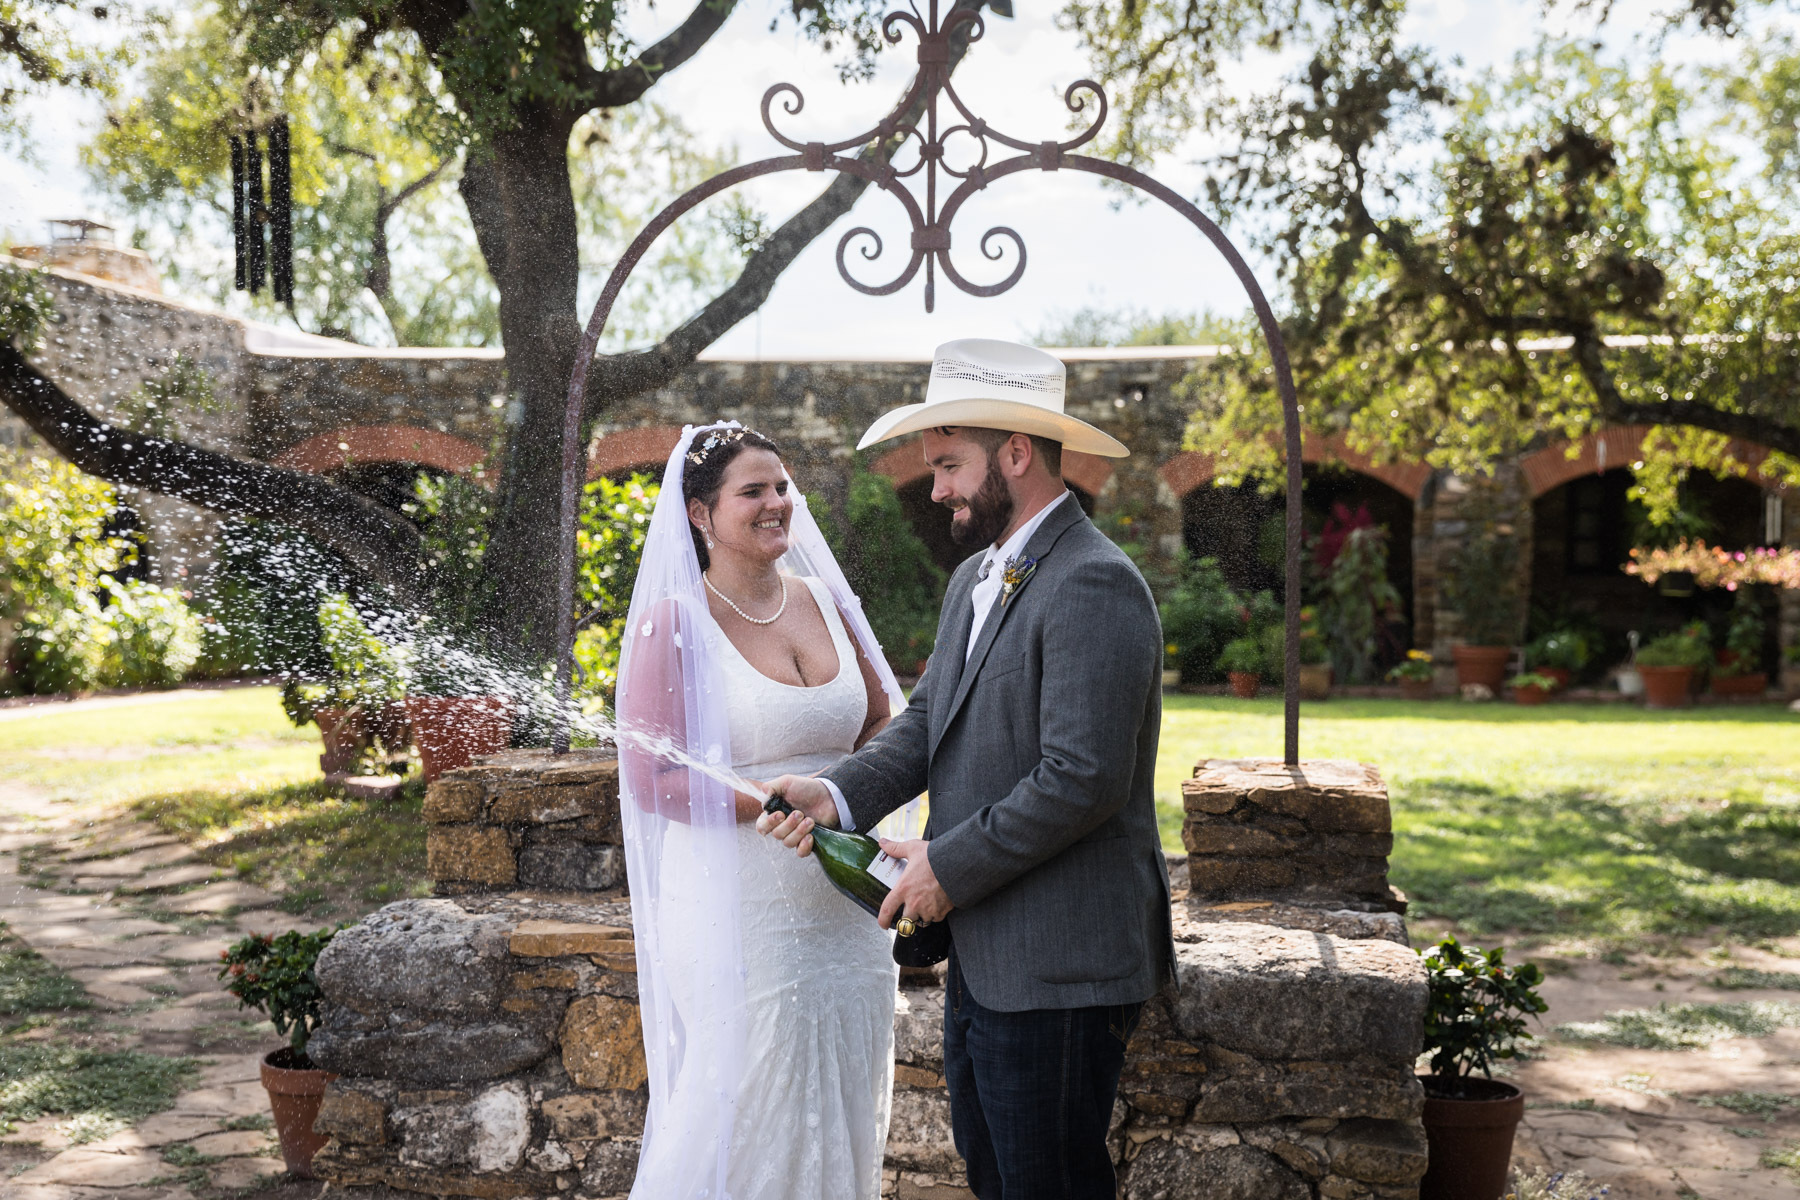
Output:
[943, 951, 1143, 1200]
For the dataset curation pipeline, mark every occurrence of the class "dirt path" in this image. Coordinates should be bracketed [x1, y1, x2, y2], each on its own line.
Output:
[1502, 948, 1800, 1199]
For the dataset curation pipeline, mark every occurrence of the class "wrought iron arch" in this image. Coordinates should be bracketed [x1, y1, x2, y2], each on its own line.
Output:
[554, 0, 1306, 763]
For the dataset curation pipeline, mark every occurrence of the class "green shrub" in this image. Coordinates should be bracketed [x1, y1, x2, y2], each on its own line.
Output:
[1387, 650, 1433, 683]
[1526, 630, 1591, 672]
[1160, 552, 1245, 684]
[573, 473, 658, 703]
[1217, 636, 1264, 676]
[1443, 531, 1523, 646]
[1508, 672, 1559, 691]
[219, 927, 341, 1061]
[12, 593, 112, 693]
[1315, 524, 1402, 683]
[105, 577, 203, 686]
[1718, 594, 1766, 678]
[316, 593, 405, 708]
[1637, 623, 1711, 669]
[1419, 935, 1546, 1094]
[820, 469, 947, 673]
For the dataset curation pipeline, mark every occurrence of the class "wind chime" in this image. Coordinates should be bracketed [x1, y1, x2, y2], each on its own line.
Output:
[229, 116, 294, 307]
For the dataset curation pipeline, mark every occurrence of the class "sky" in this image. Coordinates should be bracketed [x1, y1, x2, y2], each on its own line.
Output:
[0, 0, 1774, 359]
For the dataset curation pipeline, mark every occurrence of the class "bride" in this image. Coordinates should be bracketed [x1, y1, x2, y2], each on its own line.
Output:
[614, 422, 908, 1200]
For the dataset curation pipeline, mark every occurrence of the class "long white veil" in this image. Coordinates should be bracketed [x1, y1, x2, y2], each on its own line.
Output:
[615, 422, 917, 1199]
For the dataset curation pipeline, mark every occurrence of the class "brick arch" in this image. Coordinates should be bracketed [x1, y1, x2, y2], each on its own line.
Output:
[1159, 433, 1432, 501]
[586, 425, 686, 481]
[1519, 425, 1789, 498]
[869, 437, 1116, 496]
[275, 425, 488, 482]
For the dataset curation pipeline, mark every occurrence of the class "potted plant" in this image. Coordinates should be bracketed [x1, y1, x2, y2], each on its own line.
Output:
[299, 595, 413, 778]
[1218, 637, 1264, 699]
[1508, 671, 1558, 706]
[1443, 532, 1522, 691]
[1161, 643, 1181, 688]
[1712, 596, 1768, 698]
[1417, 935, 1547, 1200]
[1636, 624, 1711, 710]
[395, 624, 513, 781]
[220, 927, 341, 1178]
[1296, 605, 1334, 700]
[1387, 650, 1436, 700]
[1524, 630, 1589, 693]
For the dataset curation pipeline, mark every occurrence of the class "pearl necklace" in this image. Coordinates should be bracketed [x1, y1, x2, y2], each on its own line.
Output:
[704, 572, 788, 625]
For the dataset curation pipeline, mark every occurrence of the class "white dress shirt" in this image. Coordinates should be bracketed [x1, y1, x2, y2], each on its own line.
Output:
[823, 491, 1070, 831]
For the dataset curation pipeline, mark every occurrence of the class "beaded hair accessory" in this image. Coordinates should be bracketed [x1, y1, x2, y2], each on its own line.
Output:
[686, 427, 756, 466]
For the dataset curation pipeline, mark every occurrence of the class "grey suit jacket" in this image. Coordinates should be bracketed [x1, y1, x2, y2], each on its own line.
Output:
[824, 494, 1175, 1012]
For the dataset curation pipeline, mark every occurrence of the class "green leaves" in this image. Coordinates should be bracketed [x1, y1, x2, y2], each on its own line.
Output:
[0, 262, 55, 353]
[1418, 934, 1547, 1086]
[218, 926, 341, 1057]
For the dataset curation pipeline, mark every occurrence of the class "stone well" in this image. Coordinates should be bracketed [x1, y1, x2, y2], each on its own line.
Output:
[308, 753, 1429, 1199]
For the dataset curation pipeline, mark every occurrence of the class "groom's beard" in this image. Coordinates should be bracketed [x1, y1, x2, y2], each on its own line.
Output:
[948, 456, 1015, 549]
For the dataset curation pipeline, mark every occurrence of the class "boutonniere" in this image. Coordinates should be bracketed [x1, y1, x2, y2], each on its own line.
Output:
[999, 555, 1038, 607]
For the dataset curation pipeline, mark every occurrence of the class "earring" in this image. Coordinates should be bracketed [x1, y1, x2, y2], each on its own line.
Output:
[704, 528, 714, 548]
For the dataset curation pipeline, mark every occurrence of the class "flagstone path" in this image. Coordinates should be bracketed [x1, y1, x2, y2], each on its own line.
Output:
[1, 778, 313, 1200]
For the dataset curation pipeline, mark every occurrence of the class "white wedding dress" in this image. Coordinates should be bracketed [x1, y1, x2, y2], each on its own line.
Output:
[654, 575, 897, 1200]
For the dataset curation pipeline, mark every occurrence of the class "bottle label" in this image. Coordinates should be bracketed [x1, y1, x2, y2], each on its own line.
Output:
[865, 849, 906, 889]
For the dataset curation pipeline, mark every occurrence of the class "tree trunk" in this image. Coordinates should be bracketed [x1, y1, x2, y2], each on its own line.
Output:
[462, 102, 585, 664]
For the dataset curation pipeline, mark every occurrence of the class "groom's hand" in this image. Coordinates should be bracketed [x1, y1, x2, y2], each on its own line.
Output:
[753, 775, 838, 858]
[877, 838, 953, 930]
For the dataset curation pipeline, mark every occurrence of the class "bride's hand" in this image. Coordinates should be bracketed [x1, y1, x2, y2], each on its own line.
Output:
[753, 774, 836, 857]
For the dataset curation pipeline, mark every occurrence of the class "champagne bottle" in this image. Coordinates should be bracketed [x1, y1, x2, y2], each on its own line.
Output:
[763, 792, 920, 936]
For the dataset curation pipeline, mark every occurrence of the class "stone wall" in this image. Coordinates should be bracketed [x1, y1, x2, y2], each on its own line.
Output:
[308, 753, 1429, 1200]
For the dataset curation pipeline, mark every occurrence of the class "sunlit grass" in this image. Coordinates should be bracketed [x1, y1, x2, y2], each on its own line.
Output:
[135, 778, 430, 915]
[0, 687, 319, 805]
[1158, 696, 1800, 941]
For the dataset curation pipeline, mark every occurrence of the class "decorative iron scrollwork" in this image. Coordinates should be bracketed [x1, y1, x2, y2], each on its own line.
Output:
[757, 0, 1108, 311]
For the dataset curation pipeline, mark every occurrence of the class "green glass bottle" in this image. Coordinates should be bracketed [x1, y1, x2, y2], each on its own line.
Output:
[763, 792, 912, 930]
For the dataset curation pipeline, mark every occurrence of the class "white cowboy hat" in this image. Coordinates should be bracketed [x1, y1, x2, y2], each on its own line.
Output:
[856, 338, 1130, 458]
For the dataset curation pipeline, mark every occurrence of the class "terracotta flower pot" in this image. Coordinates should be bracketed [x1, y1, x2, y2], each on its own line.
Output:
[1513, 684, 1550, 706]
[1228, 671, 1260, 699]
[1537, 666, 1572, 692]
[405, 696, 510, 781]
[261, 1048, 337, 1178]
[1400, 679, 1436, 701]
[1712, 672, 1768, 698]
[1452, 645, 1510, 691]
[1638, 665, 1694, 710]
[1419, 1076, 1525, 1200]
[1297, 663, 1333, 700]
[314, 707, 366, 776]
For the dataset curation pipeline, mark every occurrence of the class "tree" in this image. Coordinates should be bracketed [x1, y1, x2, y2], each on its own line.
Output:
[0, 0, 116, 151]
[1029, 305, 1247, 348]
[83, 8, 747, 348]
[1062, 0, 1800, 509]
[1, 0, 1001, 669]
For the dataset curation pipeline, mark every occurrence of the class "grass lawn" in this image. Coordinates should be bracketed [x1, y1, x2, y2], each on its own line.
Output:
[7, 687, 1798, 947]
[2, 688, 428, 916]
[0, 688, 321, 807]
[1158, 695, 1800, 946]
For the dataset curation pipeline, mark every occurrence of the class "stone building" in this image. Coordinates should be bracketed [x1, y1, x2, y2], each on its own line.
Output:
[5, 256, 1795, 690]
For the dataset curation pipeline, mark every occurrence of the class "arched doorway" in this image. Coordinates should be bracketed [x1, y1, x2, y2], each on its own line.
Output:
[1530, 465, 1774, 665]
[1179, 467, 1415, 623]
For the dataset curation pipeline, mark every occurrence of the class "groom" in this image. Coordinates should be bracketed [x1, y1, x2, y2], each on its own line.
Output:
[761, 338, 1174, 1200]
